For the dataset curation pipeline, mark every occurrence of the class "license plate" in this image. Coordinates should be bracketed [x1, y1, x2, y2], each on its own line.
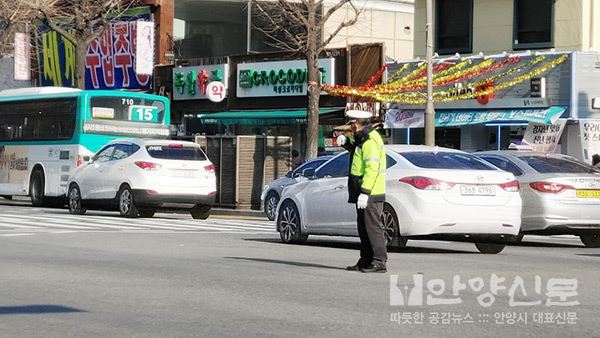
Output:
[169, 170, 196, 178]
[460, 185, 496, 196]
[576, 190, 600, 198]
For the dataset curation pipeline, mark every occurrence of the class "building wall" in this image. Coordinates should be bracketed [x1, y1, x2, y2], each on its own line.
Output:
[413, 0, 595, 58]
[319, 0, 415, 61]
[0, 57, 30, 90]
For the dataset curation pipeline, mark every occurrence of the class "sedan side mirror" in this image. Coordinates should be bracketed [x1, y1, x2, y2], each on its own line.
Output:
[302, 168, 315, 178]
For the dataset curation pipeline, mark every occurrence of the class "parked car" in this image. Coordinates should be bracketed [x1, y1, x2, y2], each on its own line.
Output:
[275, 145, 522, 254]
[67, 138, 216, 219]
[261, 155, 333, 220]
[477, 150, 600, 247]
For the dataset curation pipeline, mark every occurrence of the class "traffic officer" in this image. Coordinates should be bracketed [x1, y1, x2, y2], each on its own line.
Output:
[337, 110, 387, 273]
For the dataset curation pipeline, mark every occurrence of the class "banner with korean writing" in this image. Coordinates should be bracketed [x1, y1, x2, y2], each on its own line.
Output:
[384, 109, 425, 128]
[522, 120, 566, 153]
[384, 106, 566, 128]
[579, 119, 600, 163]
[35, 7, 152, 90]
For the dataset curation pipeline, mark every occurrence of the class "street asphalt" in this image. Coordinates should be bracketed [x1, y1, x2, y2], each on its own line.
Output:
[0, 204, 598, 337]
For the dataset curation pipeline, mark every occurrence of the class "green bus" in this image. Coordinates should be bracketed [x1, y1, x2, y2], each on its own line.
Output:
[0, 87, 170, 206]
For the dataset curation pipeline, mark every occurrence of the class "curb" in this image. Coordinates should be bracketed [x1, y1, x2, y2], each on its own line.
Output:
[210, 208, 268, 220]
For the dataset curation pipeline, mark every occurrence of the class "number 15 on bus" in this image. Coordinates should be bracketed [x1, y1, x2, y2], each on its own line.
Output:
[129, 105, 159, 123]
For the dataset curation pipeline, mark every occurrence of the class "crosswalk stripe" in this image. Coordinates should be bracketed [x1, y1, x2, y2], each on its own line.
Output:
[0, 209, 276, 234]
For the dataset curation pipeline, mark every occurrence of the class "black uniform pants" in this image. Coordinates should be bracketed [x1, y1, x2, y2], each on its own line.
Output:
[356, 202, 387, 266]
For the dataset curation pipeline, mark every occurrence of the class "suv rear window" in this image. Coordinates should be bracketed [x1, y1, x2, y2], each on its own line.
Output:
[521, 155, 600, 174]
[145, 145, 207, 161]
[400, 151, 496, 170]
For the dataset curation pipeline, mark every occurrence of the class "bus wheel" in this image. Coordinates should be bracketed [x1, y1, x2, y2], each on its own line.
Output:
[30, 170, 48, 207]
[118, 185, 139, 218]
[68, 184, 86, 215]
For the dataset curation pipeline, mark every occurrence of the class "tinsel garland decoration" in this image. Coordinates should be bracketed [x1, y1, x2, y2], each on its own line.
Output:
[323, 54, 569, 105]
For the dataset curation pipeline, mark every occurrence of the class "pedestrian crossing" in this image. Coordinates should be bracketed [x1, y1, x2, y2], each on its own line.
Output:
[0, 208, 276, 236]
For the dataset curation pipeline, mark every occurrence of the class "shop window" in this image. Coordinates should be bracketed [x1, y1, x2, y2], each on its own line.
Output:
[435, 0, 473, 54]
[513, 0, 553, 50]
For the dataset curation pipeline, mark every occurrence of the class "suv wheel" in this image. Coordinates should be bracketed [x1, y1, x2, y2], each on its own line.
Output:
[68, 184, 86, 215]
[118, 185, 139, 217]
[191, 205, 210, 220]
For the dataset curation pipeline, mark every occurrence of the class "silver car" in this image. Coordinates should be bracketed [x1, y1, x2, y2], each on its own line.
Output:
[261, 155, 333, 220]
[477, 151, 600, 247]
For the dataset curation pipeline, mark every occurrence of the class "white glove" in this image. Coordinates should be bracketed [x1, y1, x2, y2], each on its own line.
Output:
[357, 193, 368, 209]
[336, 134, 347, 146]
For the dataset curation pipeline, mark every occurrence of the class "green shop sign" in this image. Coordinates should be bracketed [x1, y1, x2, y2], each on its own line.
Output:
[239, 68, 325, 88]
[236, 58, 336, 98]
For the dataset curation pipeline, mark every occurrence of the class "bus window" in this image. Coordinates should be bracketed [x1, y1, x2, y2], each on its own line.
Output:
[90, 97, 165, 123]
[0, 98, 76, 141]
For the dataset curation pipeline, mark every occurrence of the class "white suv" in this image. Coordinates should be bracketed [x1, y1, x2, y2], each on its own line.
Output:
[67, 138, 216, 219]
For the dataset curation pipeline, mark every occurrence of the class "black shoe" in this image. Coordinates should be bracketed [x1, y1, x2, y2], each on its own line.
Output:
[346, 264, 362, 271]
[360, 263, 387, 273]
[346, 261, 369, 271]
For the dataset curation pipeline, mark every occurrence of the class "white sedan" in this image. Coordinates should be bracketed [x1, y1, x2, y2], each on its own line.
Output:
[67, 138, 216, 219]
[275, 145, 522, 254]
[477, 151, 600, 247]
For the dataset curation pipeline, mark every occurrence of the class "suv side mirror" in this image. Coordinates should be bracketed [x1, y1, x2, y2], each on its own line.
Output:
[302, 168, 315, 178]
[285, 170, 292, 178]
[83, 155, 91, 163]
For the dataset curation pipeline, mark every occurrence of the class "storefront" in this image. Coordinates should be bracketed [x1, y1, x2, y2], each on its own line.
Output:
[380, 51, 600, 162]
[158, 44, 385, 158]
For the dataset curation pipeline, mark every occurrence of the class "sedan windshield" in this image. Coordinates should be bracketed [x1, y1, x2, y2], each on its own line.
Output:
[400, 152, 497, 170]
[520, 155, 600, 174]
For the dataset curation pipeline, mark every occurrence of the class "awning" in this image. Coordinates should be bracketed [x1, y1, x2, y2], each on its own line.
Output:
[384, 106, 567, 128]
[197, 108, 343, 125]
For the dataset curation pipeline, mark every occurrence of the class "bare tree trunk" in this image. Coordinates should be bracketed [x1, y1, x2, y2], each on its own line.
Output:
[305, 0, 319, 160]
[75, 43, 87, 89]
[306, 52, 320, 159]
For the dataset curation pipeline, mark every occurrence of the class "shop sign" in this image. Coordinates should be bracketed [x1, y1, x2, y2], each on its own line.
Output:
[384, 106, 566, 128]
[436, 107, 565, 127]
[206, 81, 226, 103]
[522, 120, 566, 153]
[236, 58, 335, 98]
[345, 102, 380, 116]
[14, 33, 31, 81]
[35, 7, 153, 90]
[579, 119, 600, 163]
[172, 64, 228, 101]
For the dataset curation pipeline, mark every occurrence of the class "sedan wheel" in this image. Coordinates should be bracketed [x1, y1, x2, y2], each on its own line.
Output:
[475, 242, 506, 254]
[580, 233, 600, 248]
[264, 191, 279, 221]
[277, 200, 308, 244]
[382, 204, 407, 248]
[118, 185, 139, 218]
[68, 184, 86, 215]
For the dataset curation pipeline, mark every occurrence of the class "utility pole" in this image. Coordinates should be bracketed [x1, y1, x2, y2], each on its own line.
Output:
[425, 0, 435, 146]
[246, 0, 252, 53]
